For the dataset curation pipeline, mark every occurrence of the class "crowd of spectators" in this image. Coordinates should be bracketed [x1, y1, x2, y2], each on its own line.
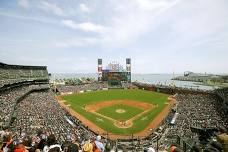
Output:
[57, 83, 108, 94]
[0, 128, 109, 152]
[166, 93, 227, 138]
[0, 63, 49, 88]
[11, 91, 76, 141]
[57, 82, 136, 94]
[154, 92, 228, 151]
[0, 85, 49, 127]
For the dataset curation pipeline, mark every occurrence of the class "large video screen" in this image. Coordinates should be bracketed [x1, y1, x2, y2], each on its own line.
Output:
[102, 71, 127, 81]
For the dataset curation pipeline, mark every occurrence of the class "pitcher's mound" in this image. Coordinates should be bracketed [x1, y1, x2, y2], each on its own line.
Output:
[116, 109, 126, 113]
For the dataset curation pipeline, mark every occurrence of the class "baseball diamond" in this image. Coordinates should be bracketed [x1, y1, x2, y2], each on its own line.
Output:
[58, 89, 174, 139]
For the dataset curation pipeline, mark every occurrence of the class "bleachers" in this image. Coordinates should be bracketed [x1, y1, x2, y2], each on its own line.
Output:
[0, 84, 50, 127]
[0, 62, 50, 127]
[0, 62, 49, 88]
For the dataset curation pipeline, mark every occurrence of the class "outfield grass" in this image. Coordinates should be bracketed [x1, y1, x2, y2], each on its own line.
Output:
[96, 104, 144, 121]
[62, 89, 169, 135]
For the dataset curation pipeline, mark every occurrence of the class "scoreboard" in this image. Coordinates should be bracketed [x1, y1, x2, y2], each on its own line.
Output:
[98, 58, 131, 85]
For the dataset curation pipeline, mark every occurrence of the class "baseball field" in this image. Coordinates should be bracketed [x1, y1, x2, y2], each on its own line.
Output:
[59, 89, 173, 138]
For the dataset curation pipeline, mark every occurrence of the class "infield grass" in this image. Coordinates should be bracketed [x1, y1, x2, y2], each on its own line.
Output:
[62, 89, 169, 135]
[96, 104, 144, 121]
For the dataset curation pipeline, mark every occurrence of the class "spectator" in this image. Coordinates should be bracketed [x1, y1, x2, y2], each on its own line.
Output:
[2, 134, 14, 152]
[14, 143, 27, 152]
[62, 135, 78, 152]
[43, 135, 62, 152]
[147, 147, 155, 152]
[94, 136, 104, 152]
[82, 142, 93, 152]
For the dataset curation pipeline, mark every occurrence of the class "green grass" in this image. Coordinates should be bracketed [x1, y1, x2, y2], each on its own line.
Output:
[61, 89, 169, 135]
[96, 104, 144, 121]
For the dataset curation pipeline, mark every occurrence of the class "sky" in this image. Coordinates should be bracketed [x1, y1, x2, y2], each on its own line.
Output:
[0, 0, 227, 74]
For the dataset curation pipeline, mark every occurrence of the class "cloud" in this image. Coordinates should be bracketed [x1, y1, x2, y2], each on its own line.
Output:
[158, 0, 228, 52]
[56, 0, 182, 49]
[18, 0, 29, 8]
[61, 20, 106, 33]
[95, 0, 181, 46]
[79, 3, 90, 13]
[53, 37, 101, 48]
[0, 12, 58, 24]
[2, 0, 228, 73]
[40, 1, 64, 16]
[136, 0, 169, 10]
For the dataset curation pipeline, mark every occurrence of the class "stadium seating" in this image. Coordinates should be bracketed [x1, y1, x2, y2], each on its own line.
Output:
[0, 62, 49, 89]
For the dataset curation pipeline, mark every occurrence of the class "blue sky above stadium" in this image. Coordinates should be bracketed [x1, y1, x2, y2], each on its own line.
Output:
[0, 0, 227, 74]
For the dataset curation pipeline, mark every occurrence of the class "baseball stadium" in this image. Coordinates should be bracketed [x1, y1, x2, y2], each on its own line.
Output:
[1, 0, 228, 151]
[0, 60, 227, 152]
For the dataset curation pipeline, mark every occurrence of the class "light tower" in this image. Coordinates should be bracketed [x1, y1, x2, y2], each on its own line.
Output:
[98, 59, 102, 82]
[126, 58, 131, 82]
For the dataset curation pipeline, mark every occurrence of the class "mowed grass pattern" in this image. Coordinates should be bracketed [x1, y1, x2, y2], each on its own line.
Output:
[62, 89, 169, 135]
[96, 104, 144, 121]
